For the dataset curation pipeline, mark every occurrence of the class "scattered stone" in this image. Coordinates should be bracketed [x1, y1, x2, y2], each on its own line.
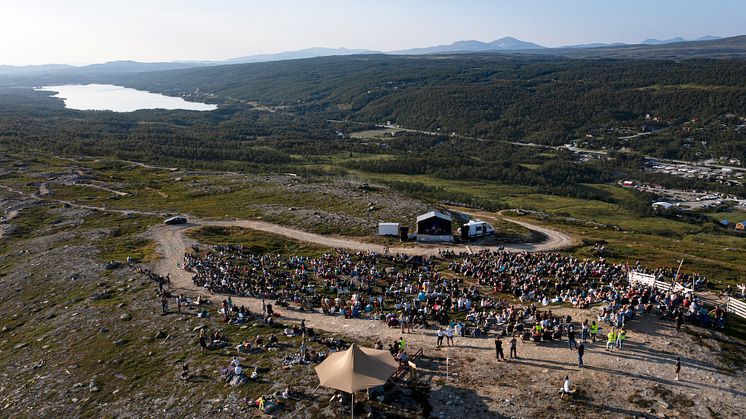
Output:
[90, 291, 112, 301]
[113, 339, 126, 347]
[99, 327, 109, 334]
[154, 330, 167, 339]
[120, 313, 131, 321]
[13, 342, 28, 349]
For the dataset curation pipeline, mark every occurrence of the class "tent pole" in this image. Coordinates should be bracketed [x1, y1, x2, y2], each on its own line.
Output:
[351, 392, 354, 419]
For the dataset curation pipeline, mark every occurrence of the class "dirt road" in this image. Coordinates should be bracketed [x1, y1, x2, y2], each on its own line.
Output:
[151, 211, 576, 261]
[147, 218, 744, 419]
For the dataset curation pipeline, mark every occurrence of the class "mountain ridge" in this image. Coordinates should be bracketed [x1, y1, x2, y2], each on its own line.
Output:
[0, 35, 743, 77]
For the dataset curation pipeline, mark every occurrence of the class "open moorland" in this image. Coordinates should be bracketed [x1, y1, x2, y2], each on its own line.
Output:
[1, 48, 745, 418]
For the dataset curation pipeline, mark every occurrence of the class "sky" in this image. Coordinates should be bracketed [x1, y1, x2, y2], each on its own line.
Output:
[1, 0, 744, 65]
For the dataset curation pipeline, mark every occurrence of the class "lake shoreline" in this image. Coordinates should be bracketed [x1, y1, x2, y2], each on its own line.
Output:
[35, 84, 217, 112]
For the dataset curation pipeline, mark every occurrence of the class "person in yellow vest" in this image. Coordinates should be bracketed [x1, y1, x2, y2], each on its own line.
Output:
[532, 323, 543, 340]
[616, 327, 627, 349]
[606, 328, 616, 351]
[590, 321, 599, 343]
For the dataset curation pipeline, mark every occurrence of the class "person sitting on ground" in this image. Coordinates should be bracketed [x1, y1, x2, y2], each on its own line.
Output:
[269, 334, 279, 347]
[559, 375, 575, 398]
[237, 339, 252, 353]
[230, 356, 241, 369]
[250, 366, 259, 380]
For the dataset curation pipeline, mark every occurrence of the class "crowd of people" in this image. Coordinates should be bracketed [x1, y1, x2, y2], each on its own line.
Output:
[165, 241, 731, 410]
[183, 245, 725, 337]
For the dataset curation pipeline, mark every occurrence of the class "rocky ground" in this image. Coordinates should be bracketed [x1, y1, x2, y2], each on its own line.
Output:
[1, 153, 744, 418]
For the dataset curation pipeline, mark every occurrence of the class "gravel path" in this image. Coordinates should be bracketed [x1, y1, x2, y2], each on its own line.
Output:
[147, 217, 744, 418]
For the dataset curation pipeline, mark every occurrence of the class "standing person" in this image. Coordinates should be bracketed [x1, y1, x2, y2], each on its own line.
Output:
[577, 342, 585, 368]
[198, 328, 207, 352]
[176, 294, 182, 314]
[445, 326, 454, 346]
[606, 328, 616, 351]
[590, 321, 599, 343]
[709, 306, 725, 329]
[509, 335, 518, 359]
[616, 327, 627, 349]
[581, 320, 589, 343]
[675, 356, 681, 381]
[568, 326, 577, 351]
[161, 296, 169, 315]
[436, 327, 444, 348]
[398, 336, 407, 351]
[676, 309, 684, 331]
[494, 336, 504, 361]
[262, 299, 267, 316]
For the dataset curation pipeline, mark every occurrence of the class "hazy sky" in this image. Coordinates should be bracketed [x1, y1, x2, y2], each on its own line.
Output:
[1, 0, 744, 65]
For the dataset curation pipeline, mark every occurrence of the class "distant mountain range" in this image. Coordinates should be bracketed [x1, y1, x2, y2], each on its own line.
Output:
[223, 47, 376, 64]
[389, 37, 545, 54]
[0, 35, 740, 77]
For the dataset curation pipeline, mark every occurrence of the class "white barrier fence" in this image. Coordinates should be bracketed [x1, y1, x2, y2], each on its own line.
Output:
[725, 297, 746, 320]
[627, 271, 694, 294]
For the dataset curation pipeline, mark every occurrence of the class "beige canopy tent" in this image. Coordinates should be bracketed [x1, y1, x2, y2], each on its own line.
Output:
[315, 343, 399, 418]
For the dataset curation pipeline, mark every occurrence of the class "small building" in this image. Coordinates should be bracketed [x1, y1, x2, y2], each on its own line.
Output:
[622, 180, 634, 187]
[416, 211, 453, 242]
[459, 220, 495, 240]
[378, 222, 400, 236]
[736, 221, 746, 231]
[652, 201, 674, 210]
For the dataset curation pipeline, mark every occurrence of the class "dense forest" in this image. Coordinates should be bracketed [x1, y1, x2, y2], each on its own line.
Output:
[86, 54, 746, 161]
[1, 53, 745, 215]
[4, 54, 745, 160]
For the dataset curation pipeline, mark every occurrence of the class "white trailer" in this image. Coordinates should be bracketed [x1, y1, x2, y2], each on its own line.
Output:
[459, 220, 495, 239]
[378, 222, 400, 236]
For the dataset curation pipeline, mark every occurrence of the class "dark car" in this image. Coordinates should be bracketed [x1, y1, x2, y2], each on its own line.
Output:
[164, 216, 187, 225]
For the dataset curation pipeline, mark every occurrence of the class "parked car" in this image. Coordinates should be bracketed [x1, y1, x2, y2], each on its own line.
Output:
[164, 216, 187, 225]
